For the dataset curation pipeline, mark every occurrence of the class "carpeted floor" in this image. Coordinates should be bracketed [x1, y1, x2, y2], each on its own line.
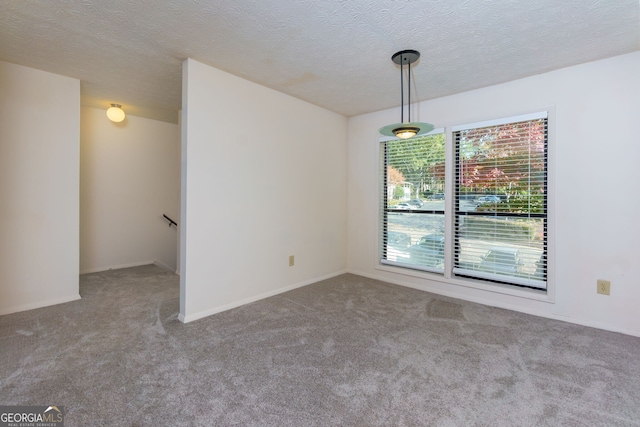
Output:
[1, 264, 639, 426]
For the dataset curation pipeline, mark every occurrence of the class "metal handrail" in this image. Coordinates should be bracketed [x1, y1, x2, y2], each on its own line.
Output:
[163, 214, 178, 228]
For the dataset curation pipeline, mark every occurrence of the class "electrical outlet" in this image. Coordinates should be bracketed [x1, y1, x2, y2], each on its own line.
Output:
[289, 255, 295, 267]
[597, 279, 610, 295]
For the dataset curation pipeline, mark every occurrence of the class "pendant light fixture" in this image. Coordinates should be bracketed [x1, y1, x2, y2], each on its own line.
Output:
[379, 50, 434, 139]
[106, 104, 126, 123]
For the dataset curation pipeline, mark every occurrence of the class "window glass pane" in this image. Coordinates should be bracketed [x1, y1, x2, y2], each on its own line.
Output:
[386, 212, 445, 270]
[456, 119, 547, 216]
[456, 215, 546, 283]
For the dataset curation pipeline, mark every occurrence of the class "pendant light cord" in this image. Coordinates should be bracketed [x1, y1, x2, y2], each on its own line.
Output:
[400, 58, 404, 124]
[399, 53, 413, 124]
[407, 58, 411, 124]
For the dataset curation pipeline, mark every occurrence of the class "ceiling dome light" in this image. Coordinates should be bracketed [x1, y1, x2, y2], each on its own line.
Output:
[393, 126, 420, 139]
[106, 104, 126, 122]
[379, 50, 434, 139]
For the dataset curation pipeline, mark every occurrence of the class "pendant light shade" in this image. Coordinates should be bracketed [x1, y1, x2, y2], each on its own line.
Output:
[107, 104, 126, 122]
[379, 50, 434, 139]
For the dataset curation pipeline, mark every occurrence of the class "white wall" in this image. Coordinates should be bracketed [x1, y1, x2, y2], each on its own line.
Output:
[348, 52, 640, 336]
[80, 106, 180, 273]
[181, 59, 348, 322]
[0, 61, 80, 315]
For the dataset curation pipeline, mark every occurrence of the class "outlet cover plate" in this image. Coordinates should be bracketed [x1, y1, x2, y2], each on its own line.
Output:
[597, 279, 610, 295]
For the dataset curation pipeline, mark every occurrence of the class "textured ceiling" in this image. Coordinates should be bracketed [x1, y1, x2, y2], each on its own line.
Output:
[1, 0, 638, 123]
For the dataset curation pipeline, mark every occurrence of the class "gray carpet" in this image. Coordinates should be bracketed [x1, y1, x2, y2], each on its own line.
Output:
[1, 265, 639, 426]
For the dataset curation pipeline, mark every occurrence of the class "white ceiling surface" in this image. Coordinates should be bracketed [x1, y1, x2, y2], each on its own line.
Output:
[1, 1, 639, 124]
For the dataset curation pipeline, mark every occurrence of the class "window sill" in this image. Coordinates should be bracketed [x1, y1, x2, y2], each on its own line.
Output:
[375, 262, 553, 304]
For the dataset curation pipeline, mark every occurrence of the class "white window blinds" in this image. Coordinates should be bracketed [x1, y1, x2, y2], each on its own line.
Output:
[380, 131, 446, 273]
[453, 113, 548, 289]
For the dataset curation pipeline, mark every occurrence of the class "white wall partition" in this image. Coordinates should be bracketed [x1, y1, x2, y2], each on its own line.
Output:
[181, 59, 348, 322]
[348, 52, 640, 336]
[0, 61, 80, 315]
[80, 106, 180, 273]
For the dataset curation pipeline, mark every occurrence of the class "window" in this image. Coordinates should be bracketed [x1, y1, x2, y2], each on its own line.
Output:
[380, 130, 446, 273]
[380, 112, 548, 290]
[453, 113, 547, 289]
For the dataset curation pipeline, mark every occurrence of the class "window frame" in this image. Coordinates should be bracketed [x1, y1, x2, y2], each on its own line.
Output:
[452, 112, 548, 289]
[378, 111, 554, 302]
[379, 129, 447, 274]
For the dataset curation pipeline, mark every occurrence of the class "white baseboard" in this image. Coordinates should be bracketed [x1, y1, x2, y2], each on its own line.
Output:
[179, 269, 347, 323]
[153, 260, 177, 273]
[81, 260, 180, 275]
[0, 294, 81, 316]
